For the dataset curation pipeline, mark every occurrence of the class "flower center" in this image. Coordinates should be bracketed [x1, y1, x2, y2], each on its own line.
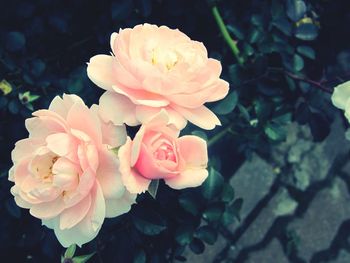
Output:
[32, 154, 59, 183]
[154, 143, 176, 162]
[151, 48, 178, 71]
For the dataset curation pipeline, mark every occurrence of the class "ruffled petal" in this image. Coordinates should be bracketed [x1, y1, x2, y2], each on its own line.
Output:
[99, 91, 139, 126]
[171, 105, 221, 130]
[87, 55, 118, 91]
[165, 168, 208, 190]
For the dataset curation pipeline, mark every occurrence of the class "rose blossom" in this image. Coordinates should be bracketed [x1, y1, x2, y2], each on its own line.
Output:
[331, 81, 350, 121]
[118, 110, 208, 194]
[87, 23, 229, 130]
[9, 94, 136, 247]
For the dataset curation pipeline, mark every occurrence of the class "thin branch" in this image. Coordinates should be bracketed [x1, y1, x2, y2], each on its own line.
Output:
[211, 6, 244, 65]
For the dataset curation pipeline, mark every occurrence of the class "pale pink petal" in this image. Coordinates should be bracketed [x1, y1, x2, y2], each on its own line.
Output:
[45, 183, 105, 247]
[130, 127, 145, 167]
[105, 190, 136, 218]
[205, 79, 230, 103]
[165, 168, 208, 190]
[11, 138, 44, 163]
[118, 137, 150, 194]
[25, 116, 65, 138]
[67, 102, 102, 144]
[87, 54, 118, 91]
[99, 91, 139, 126]
[96, 147, 125, 199]
[52, 157, 80, 190]
[62, 168, 95, 208]
[135, 105, 186, 130]
[49, 94, 85, 118]
[59, 194, 91, 230]
[77, 144, 99, 172]
[177, 136, 208, 168]
[90, 104, 127, 148]
[112, 85, 169, 107]
[171, 105, 221, 130]
[33, 110, 68, 131]
[46, 133, 75, 157]
[30, 197, 65, 219]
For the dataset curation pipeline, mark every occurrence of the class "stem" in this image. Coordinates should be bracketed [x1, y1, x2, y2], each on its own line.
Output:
[211, 6, 244, 65]
[268, 67, 333, 94]
[207, 124, 233, 147]
[284, 71, 333, 94]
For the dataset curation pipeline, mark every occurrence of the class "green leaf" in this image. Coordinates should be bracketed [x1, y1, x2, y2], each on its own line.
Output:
[226, 25, 244, 40]
[64, 244, 76, 259]
[201, 167, 224, 199]
[6, 32, 26, 52]
[132, 208, 167, 236]
[297, 46, 315, 59]
[147, 180, 159, 199]
[72, 253, 95, 263]
[133, 249, 146, 263]
[286, 0, 306, 22]
[179, 193, 200, 216]
[238, 104, 250, 122]
[221, 198, 243, 225]
[272, 18, 292, 36]
[243, 43, 254, 57]
[248, 28, 263, 44]
[264, 123, 287, 141]
[221, 184, 235, 203]
[228, 64, 241, 86]
[191, 130, 208, 141]
[175, 225, 195, 246]
[295, 23, 318, 41]
[202, 203, 225, 222]
[212, 91, 238, 115]
[189, 238, 205, 254]
[195, 225, 218, 245]
[293, 54, 304, 71]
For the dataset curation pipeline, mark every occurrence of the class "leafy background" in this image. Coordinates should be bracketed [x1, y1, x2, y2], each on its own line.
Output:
[0, 0, 350, 262]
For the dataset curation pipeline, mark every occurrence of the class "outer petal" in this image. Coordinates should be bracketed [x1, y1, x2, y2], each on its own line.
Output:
[87, 55, 117, 91]
[135, 105, 187, 130]
[177, 136, 208, 168]
[105, 190, 136, 218]
[67, 102, 102, 145]
[29, 197, 65, 219]
[59, 194, 91, 230]
[49, 94, 85, 118]
[118, 137, 150, 194]
[331, 81, 350, 110]
[165, 168, 208, 190]
[44, 182, 105, 247]
[90, 104, 127, 148]
[171, 105, 221, 130]
[99, 91, 139, 126]
[46, 133, 75, 157]
[96, 147, 125, 199]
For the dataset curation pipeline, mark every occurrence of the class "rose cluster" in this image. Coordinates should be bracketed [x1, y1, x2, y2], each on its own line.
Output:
[9, 24, 229, 247]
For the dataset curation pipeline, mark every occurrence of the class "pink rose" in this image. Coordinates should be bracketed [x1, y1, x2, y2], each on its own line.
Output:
[87, 23, 229, 130]
[9, 94, 136, 247]
[118, 111, 208, 194]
